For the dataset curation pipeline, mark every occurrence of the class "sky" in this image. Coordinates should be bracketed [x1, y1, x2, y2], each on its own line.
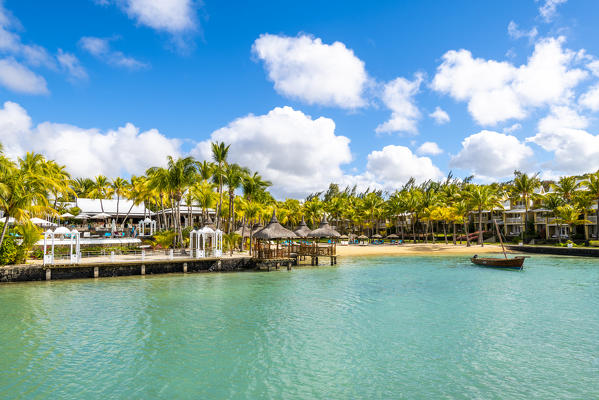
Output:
[1, 0, 599, 198]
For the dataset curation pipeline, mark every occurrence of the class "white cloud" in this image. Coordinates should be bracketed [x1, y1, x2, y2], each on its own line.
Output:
[57, 49, 88, 82]
[503, 123, 522, 133]
[579, 84, 599, 111]
[0, 101, 181, 178]
[191, 106, 353, 198]
[428, 106, 450, 124]
[416, 141, 443, 156]
[539, 0, 567, 22]
[366, 145, 443, 187]
[526, 106, 599, 175]
[0, 58, 48, 94]
[99, 0, 197, 34]
[375, 74, 423, 134]
[79, 37, 147, 70]
[507, 21, 538, 41]
[432, 37, 587, 126]
[451, 130, 534, 179]
[252, 34, 369, 109]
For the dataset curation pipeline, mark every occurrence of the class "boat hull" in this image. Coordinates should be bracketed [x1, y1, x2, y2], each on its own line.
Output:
[470, 256, 525, 270]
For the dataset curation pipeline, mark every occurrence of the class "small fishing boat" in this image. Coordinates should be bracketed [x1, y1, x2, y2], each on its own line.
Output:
[470, 221, 526, 270]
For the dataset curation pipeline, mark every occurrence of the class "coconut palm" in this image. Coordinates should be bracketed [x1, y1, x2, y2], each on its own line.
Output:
[552, 176, 581, 204]
[543, 193, 566, 243]
[192, 180, 217, 226]
[510, 171, 541, 242]
[111, 177, 130, 224]
[211, 142, 230, 229]
[89, 175, 113, 213]
[166, 156, 197, 247]
[555, 204, 589, 241]
[465, 184, 502, 246]
[584, 171, 599, 239]
[224, 163, 249, 233]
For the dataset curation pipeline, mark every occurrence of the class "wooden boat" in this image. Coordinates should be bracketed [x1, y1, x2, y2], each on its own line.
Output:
[470, 220, 526, 270]
[470, 255, 525, 269]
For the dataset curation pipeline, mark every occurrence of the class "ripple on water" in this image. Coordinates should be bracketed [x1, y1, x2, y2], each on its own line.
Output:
[0, 256, 598, 399]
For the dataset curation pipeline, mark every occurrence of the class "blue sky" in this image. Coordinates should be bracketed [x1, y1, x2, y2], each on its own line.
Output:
[1, 0, 599, 197]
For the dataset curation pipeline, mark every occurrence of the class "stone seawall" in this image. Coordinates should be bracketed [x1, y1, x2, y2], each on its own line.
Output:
[507, 245, 599, 257]
[0, 257, 258, 283]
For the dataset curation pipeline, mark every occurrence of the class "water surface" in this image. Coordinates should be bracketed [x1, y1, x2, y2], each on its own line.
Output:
[1, 255, 598, 399]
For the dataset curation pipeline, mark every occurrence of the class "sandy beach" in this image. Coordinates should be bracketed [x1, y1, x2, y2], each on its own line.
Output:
[336, 243, 510, 257]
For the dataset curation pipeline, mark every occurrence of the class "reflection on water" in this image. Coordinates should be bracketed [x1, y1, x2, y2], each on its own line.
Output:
[1, 256, 598, 399]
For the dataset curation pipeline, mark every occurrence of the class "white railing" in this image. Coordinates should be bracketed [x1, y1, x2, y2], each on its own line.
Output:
[506, 217, 523, 224]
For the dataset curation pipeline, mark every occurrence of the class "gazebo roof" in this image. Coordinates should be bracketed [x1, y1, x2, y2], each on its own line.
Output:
[253, 211, 297, 240]
[293, 216, 312, 238]
[307, 215, 340, 238]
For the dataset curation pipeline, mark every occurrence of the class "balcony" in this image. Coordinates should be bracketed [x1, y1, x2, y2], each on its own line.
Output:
[506, 217, 523, 224]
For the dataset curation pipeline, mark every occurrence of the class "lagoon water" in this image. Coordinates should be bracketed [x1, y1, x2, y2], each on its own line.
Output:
[1, 256, 598, 399]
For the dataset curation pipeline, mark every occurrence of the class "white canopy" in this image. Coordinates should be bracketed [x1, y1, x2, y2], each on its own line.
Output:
[74, 213, 90, 220]
[92, 213, 111, 219]
[61, 212, 74, 218]
[30, 217, 57, 227]
[53, 226, 71, 235]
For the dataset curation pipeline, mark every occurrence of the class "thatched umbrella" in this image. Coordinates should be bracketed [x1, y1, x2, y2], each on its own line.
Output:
[372, 234, 383, 239]
[294, 216, 311, 238]
[387, 234, 399, 239]
[357, 234, 368, 240]
[339, 234, 349, 239]
[253, 211, 297, 240]
[307, 214, 340, 238]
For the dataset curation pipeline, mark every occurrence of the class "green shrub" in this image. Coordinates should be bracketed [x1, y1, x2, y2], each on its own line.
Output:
[590, 240, 599, 247]
[0, 236, 18, 265]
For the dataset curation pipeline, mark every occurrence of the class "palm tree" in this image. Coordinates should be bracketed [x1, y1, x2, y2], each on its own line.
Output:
[111, 177, 130, 224]
[192, 180, 217, 226]
[552, 176, 581, 204]
[224, 163, 249, 233]
[223, 232, 241, 256]
[166, 156, 197, 247]
[146, 167, 170, 230]
[511, 171, 541, 243]
[543, 193, 565, 243]
[465, 184, 501, 246]
[211, 142, 230, 229]
[89, 175, 113, 213]
[555, 204, 589, 241]
[584, 171, 599, 239]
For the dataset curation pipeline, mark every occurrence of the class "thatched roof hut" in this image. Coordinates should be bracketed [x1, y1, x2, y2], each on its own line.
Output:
[234, 225, 251, 238]
[293, 216, 311, 238]
[253, 211, 297, 240]
[251, 223, 264, 235]
[307, 215, 340, 238]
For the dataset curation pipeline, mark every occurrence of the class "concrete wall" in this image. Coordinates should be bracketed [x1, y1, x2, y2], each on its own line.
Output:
[0, 257, 257, 283]
[508, 245, 599, 257]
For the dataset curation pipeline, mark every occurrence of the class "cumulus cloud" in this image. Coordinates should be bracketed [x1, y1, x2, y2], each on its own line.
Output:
[526, 106, 599, 174]
[0, 58, 48, 94]
[539, 0, 567, 22]
[79, 37, 147, 70]
[191, 106, 353, 198]
[375, 74, 423, 134]
[416, 141, 443, 156]
[0, 101, 181, 177]
[451, 130, 534, 179]
[252, 34, 369, 109]
[366, 145, 443, 187]
[507, 21, 538, 41]
[432, 37, 587, 126]
[429, 106, 450, 124]
[98, 0, 197, 35]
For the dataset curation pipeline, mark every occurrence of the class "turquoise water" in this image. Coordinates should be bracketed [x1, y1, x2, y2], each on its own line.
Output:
[1, 256, 598, 399]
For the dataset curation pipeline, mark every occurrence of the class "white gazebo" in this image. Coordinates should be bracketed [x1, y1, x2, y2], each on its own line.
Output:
[43, 227, 81, 265]
[138, 217, 156, 236]
[189, 226, 222, 258]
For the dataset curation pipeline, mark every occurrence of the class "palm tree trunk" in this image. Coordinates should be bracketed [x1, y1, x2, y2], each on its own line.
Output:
[443, 221, 448, 244]
[452, 222, 456, 245]
[241, 216, 246, 251]
[100, 198, 104, 213]
[0, 214, 10, 247]
[465, 221, 470, 247]
[478, 209, 483, 246]
[121, 203, 135, 226]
